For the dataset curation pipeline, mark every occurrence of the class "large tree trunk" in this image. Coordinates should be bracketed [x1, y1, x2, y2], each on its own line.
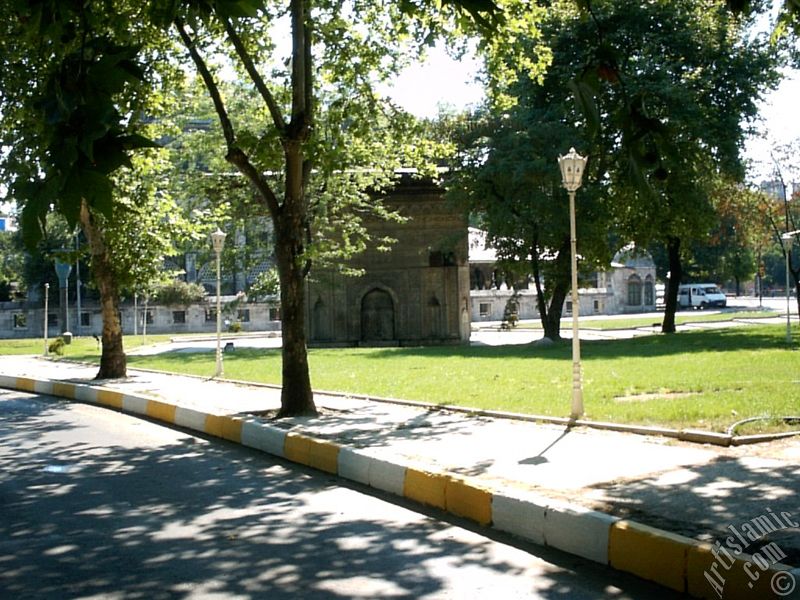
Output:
[175, 0, 318, 416]
[79, 201, 126, 379]
[274, 188, 316, 417]
[544, 279, 570, 340]
[791, 254, 800, 324]
[662, 236, 683, 334]
[532, 237, 571, 341]
[273, 0, 317, 417]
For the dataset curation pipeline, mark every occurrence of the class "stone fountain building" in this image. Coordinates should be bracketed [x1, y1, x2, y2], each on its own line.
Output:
[306, 174, 471, 346]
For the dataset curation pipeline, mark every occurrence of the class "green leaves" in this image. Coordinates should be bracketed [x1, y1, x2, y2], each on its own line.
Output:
[8, 21, 156, 247]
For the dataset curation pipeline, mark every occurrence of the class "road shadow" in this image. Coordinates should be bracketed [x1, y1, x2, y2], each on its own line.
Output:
[586, 454, 800, 567]
[0, 393, 682, 599]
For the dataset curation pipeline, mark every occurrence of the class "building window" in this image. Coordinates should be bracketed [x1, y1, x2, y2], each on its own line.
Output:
[429, 250, 456, 267]
[644, 277, 655, 305]
[627, 275, 642, 306]
[479, 303, 491, 318]
[238, 309, 250, 323]
[12, 313, 27, 329]
[269, 307, 281, 321]
[48, 313, 58, 327]
[565, 300, 573, 315]
[172, 310, 186, 324]
[80, 312, 91, 327]
[205, 308, 216, 322]
[144, 310, 154, 325]
[593, 299, 602, 314]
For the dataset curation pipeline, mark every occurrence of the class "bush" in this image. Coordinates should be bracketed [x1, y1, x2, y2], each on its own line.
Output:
[153, 280, 206, 306]
[249, 268, 280, 300]
[48, 337, 65, 356]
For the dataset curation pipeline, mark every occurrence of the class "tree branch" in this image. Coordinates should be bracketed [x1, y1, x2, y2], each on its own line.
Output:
[289, 0, 311, 139]
[174, 18, 281, 218]
[220, 15, 287, 133]
[174, 18, 236, 150]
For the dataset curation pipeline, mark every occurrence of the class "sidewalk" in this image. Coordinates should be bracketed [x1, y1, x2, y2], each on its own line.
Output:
[1, 355, 798, 600]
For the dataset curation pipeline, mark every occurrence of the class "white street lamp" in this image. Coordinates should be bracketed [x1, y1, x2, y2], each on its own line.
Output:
[75, 232, 82, 337]
[558, 147, 588, 419]
[53, 251, 72, 340]
[211, 228, 227, 377]
[44, 283, 50, 356]
[781, 231, 799, 344]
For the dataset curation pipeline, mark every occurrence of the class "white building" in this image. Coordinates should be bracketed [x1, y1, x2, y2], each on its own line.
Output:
[468, 230, 658, 322]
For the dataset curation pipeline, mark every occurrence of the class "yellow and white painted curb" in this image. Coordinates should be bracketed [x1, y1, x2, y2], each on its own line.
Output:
[2, 373, 796, 600]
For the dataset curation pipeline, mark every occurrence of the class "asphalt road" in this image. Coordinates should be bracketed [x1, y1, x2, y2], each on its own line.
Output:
[0, 389, 683, 599]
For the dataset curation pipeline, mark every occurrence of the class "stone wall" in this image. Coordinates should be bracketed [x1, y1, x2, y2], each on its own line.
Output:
[307, 176, 471, 346]
[0, 301, 281, 340]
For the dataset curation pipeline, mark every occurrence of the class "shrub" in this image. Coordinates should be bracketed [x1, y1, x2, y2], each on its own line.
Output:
[48, 337, 65, 356]
[153, 280, 206, 306]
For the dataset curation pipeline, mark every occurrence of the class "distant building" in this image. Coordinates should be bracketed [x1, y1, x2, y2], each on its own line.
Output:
[468, 234, 658, 321]
[760, 179, 788, 202]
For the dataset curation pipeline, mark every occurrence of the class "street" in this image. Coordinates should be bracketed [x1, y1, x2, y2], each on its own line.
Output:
[0, 389, 682, 599]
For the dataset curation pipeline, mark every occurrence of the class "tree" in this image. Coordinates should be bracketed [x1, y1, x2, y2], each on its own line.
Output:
[3, 0, 541, 414]
[0, 229, 26, 301]
[448, 89, 611, 340]
[554, 0, 784, 332]
[146, 0, 541, 416]
[761, 146, 800, 318]
[0, 1, 181, 378]
[684, 179, 773, 294]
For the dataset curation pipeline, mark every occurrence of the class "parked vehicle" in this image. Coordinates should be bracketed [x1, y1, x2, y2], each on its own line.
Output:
[677, 284, 727, 309]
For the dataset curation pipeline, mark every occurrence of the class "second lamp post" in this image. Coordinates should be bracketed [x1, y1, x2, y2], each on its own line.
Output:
[558, 148, 588, 419]
[211, 228, 227, 378]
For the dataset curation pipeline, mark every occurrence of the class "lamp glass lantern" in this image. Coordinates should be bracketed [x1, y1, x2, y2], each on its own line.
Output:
[211, 228, 227, 254]
[558, 147, 588, 193]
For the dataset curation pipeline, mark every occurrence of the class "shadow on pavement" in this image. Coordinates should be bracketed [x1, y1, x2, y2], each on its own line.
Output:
[0, 394, 680, 599]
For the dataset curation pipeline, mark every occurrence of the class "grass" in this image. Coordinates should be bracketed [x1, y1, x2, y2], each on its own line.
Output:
[515, 309, 779, 331]
[0, 333, 180, 356]
[29, 323, 797, 434]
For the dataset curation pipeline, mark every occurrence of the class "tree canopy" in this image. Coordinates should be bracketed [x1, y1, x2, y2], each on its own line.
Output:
[1, 0, 544, 414]
[453, 0, 788, 335]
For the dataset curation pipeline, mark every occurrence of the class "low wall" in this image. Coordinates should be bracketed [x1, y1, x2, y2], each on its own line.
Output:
[0, 302, 281, 339]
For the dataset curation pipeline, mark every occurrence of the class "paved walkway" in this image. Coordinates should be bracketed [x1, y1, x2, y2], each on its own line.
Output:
[1, 353, 798, 598]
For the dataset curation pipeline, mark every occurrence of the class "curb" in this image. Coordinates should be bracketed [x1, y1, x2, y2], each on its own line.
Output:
[1, 373, 796, 599]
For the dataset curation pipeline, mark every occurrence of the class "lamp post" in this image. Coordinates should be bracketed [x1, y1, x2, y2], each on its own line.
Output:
[75, 233, 82, 336]
[53, 252, 72, 339]
[211, 228, 227, 377]
[781, 231, 799, 344]
[558, 147, 588, 419]
[43, 283, 49, 356]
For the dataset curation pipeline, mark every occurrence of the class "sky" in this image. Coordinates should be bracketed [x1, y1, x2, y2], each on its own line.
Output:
[385, 44, 800, 185]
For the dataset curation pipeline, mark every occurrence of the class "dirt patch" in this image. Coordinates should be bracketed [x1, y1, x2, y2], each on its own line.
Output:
[614, 391, 698, 403]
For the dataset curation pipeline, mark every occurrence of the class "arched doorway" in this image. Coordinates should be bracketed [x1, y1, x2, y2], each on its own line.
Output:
[312, 297, 331, 341]
[627, 274, 642, 306]
[361, 289, 395, 342]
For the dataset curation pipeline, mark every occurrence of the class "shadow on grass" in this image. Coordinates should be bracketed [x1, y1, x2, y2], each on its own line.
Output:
[133, 326, 793, 366]
[365, 326, 792, 362]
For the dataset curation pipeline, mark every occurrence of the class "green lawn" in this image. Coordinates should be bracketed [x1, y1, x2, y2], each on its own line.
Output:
[515, 310, 779, 331]
[40, 323, 798, 433]
[0, 333, 179, 356]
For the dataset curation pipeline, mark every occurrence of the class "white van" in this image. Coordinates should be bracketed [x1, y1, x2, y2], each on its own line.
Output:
[678, 284, 727, 309]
